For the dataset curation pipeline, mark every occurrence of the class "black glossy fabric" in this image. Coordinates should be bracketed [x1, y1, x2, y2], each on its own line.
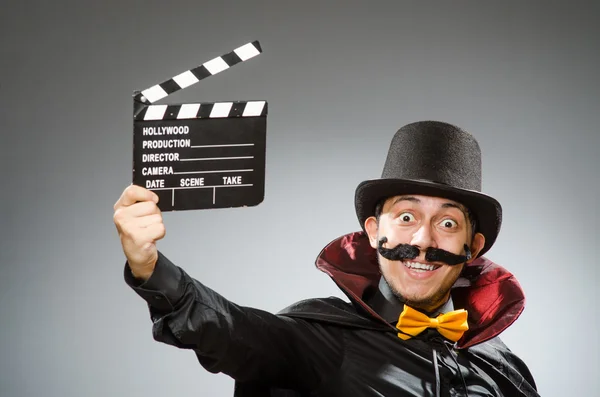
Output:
[124, 251, 539, 397]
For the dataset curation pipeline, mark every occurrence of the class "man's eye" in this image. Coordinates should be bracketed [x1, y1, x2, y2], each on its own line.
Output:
[440, 219, 458, 229]
[398, 212, 416, 223]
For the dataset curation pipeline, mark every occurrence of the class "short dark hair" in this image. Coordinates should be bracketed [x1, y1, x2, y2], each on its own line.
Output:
[373, 197, 478, 240]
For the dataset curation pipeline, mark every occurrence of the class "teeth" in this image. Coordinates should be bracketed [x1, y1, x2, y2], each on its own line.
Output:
[404, 262, 437, 271]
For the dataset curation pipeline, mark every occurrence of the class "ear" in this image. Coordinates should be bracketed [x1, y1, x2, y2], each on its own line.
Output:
[364, 216, 379, 249]
[467, 232, 486, 263]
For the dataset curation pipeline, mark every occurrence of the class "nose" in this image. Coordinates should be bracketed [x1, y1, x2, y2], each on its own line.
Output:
[410, 224, 437, 256]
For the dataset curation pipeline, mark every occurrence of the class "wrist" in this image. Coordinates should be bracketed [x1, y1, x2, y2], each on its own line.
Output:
[131, 266, 154, 281]
[129, 259, 156, 281]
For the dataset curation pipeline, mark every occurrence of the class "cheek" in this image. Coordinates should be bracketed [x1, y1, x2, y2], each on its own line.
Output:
[437, 264, 465, 290]
[438, 240, 468, 256]
[441, 263, 463, 279]
[378, 224, 411, 245]
[378, 257, 405, 286]
[379, 257, 398, 275]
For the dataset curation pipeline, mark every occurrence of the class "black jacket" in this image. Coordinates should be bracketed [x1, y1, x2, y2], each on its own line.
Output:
[125, 232, 539, 396]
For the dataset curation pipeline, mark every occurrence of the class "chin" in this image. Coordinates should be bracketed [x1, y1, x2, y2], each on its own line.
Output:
[397, 290, 440, 308]
[386, 277, 450, 312]
[404, 295, 444, 311]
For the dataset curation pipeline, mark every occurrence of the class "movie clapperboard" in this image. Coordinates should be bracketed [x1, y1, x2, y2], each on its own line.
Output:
[132, 41, 267, 212]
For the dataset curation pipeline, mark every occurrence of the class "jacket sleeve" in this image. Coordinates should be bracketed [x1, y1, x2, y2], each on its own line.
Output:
[124, 251, 343, 391]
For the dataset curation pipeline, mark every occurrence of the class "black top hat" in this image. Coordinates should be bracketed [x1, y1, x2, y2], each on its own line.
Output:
[354, 121, 502, 258]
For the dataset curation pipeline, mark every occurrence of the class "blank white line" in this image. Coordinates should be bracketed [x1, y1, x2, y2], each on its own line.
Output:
[180, 156, 254, 161]
[213, 187, 216, 204]
[171, 189, 174, 206]
[150, 184, 254, 191]
[191, 143, 254, 148]
[173, 169, 253, 175]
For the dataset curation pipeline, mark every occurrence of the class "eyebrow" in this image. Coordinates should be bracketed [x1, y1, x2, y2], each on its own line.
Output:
[441, 202, 464, 211]
[390, 196, 421, 207]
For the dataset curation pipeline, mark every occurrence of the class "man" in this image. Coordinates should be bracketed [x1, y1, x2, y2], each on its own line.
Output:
[114, 121, 540, 396]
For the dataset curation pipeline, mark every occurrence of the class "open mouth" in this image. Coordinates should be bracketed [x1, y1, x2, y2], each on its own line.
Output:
[402, 261, 442, 273]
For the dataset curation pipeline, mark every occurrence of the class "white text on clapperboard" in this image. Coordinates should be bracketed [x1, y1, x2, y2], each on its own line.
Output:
[140, 125, 246, 189]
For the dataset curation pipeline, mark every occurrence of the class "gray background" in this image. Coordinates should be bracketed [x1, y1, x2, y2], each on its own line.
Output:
[1, 1, 598, 396]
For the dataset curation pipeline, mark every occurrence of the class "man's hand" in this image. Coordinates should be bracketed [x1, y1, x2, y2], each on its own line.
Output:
[113, 185, 165, 280]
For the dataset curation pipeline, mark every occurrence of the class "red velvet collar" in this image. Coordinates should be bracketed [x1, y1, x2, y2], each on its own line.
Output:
[314, 231, 526, 349]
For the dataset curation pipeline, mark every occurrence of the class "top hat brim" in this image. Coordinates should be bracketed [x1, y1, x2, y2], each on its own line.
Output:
[355, 178, 502, 258]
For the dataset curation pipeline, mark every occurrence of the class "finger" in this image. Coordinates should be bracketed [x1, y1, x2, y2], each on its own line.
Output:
[136, 213, 163, 229]
[143, 222, 166, 242]
[114, 185, 158, 209]
[123, 201, 161, 218]
[114, 202, 160, 228]
[123, 222, 165, 248]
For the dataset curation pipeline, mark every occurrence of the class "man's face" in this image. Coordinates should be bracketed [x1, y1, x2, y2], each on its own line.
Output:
[365, 194, 485, 312]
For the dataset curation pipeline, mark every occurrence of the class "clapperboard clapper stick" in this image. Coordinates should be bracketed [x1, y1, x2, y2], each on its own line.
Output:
[132, 41, 267, 212]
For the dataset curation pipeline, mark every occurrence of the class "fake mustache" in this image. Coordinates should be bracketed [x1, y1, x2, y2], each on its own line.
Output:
[377, 237, 471, 266]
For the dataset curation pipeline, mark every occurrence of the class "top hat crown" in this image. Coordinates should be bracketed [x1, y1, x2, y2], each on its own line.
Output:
[354, 121, 502, 258]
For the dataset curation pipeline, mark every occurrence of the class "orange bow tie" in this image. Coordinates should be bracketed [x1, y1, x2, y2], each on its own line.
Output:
[396, 305, 469, 342]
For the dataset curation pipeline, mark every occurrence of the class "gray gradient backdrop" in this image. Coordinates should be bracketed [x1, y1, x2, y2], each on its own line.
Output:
[1, 1, 599, 396]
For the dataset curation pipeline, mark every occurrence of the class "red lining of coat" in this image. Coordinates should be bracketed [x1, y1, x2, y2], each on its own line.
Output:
[315, 231, 526, 349]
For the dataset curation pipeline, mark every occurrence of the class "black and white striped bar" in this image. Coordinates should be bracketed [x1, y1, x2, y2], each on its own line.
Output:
[135, 100, 267, 121]
[136, 41, 262, 104]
